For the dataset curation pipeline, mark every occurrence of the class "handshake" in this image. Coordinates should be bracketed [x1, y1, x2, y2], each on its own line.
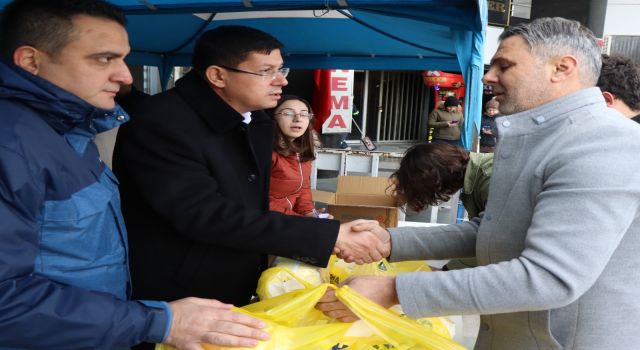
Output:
[333, 219, 391, 264]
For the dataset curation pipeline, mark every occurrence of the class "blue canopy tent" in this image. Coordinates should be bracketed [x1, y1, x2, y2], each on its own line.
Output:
[0, 0, 487, 149]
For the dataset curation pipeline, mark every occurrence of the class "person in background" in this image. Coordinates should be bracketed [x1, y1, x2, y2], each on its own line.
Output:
[390, 143, 492, 270]
[479, 98, 500, 152]
[0, 0, 269, 348]
[269, 95, 326, 217]
[338, 133, 351, 150]
[318, 17, 640, 349]
[597, 54, 640, 123]
[428, 96, 464, 145]
[113, 26, 387, 349]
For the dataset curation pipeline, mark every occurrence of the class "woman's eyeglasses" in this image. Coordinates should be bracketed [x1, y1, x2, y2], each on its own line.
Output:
[275, 109, 313, 120]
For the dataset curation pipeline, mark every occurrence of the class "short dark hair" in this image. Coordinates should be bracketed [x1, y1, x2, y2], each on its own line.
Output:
[271, 95, 316, 162]
[192, 25, 284, 73]
[1, 0, 126, 59]
[597, 54, 640, 111]
[390, 143, 469, 212]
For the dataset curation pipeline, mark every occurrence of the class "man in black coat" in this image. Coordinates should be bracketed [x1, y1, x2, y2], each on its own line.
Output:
[113, 26, 387, 348]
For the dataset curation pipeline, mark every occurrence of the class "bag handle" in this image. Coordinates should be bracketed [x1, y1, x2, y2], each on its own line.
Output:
[335, 285, 465, 350]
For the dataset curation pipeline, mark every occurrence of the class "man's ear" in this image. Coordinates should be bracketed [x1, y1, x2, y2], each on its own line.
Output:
[13, 46, 42, 74]
[205, 66, 226, 88]
[550, 54, 577, 83]
[602, 91, 616, 107]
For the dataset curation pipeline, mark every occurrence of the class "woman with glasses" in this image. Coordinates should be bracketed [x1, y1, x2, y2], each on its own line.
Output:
[269, 95, 329, 218]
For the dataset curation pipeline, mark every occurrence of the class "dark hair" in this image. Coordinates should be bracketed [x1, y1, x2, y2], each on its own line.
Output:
[390, 143, 469, 212]
[444, 96, 459, 108]
[192, 25, 284, 73]
[1, 0, 126, 59]
[271, 95, 316, 162]
[597, 54, 640, 111]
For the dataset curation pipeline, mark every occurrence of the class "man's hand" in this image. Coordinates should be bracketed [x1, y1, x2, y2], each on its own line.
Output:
[341, 220, 391, 262]
[316, 276, 399, 322]
[164, 297, 269, 350]
[334, 219, 390, 264]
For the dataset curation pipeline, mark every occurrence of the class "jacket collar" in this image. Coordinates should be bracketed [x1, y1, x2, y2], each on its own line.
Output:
[173, 70, 273, 132]
[173, 70, 245, 133]
[0, 60, 128, 134]
[494, 87, 605, 137]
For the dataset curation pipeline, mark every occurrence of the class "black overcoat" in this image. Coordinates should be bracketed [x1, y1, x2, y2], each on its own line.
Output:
[113, 71, 339, 306]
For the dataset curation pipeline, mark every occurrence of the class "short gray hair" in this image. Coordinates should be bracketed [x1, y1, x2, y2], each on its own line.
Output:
[499, 17, 602, 86]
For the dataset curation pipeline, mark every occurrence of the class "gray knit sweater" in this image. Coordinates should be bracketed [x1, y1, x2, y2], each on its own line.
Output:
[390, 87, 640, 349]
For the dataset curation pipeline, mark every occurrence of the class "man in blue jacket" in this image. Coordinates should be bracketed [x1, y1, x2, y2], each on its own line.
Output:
[0, 0, 269, 349]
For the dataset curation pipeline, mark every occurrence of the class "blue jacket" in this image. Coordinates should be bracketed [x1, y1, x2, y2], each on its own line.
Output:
[0, 61, 170, 349]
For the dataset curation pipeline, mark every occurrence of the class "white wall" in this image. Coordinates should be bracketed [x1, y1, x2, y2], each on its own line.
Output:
[484, 26, 505, 65]
[603, 0, 640, 35]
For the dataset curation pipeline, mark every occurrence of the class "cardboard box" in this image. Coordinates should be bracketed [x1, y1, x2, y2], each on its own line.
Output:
[312, 176, 400, 227]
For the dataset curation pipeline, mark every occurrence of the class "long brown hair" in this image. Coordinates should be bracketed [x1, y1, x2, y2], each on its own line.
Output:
[390, 143, 469, 212]
[271, 95, 316, 161]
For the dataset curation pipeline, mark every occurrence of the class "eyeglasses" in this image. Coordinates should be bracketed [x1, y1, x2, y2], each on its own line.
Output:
[275, 109, 313, 120]
[219, 65, 290, 81]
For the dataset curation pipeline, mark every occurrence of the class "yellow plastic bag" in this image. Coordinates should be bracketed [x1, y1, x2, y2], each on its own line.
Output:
[255, 256, 453, 340]
[157, 283, 466, 350]
[324, 255, 432, 286]
[256, 257, 321, 300]
[260, 255, 432, 299]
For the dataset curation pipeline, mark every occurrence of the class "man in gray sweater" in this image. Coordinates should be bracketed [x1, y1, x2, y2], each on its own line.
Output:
[318, 17, 640, 350]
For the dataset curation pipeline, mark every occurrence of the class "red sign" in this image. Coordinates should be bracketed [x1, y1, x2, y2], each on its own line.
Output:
[422, 70, 465, 88]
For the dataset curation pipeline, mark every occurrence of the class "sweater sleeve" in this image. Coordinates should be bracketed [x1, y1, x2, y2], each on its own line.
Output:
[393, 122, 640, 319]
[0, 147, 169, 349]
[388, 219, 479, 262]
